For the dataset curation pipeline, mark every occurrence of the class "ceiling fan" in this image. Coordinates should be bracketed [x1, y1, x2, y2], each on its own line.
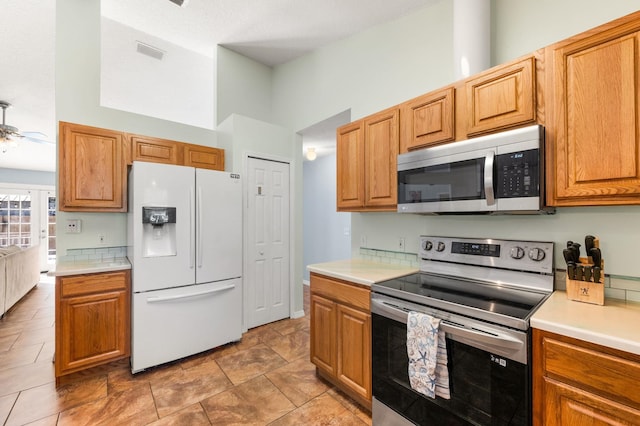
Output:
[0, 100, 54, 153]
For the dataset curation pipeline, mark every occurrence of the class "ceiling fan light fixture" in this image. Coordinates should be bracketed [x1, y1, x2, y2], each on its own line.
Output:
[0, 101, 23, 153]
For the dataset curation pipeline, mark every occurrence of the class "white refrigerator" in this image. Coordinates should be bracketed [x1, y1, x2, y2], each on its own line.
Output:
[128, 161, 242, 373]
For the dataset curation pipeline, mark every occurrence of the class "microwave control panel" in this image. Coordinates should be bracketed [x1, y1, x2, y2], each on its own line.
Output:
[495, 149, 539, 198]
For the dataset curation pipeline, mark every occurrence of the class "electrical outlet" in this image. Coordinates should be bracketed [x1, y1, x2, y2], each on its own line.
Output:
[98, 234, 106, 245]
[398, 238, 405, 251]
[65, 219, 81, 234]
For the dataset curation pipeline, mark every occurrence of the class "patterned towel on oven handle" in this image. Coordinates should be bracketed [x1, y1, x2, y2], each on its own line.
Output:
[406, 311, 451, 399]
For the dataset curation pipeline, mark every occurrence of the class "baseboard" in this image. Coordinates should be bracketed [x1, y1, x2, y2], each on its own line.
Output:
[290, 309, 305, 319]
[303, 279, 310, 286]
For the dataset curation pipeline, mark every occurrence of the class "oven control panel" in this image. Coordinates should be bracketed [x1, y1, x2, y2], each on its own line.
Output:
[420, 236, 554, 274]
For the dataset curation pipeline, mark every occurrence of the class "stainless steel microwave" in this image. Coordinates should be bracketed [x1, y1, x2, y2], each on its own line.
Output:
[397, 124, 554, 214]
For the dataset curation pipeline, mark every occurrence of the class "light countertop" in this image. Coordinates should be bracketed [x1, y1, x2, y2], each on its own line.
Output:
[48, 257, 131, 277]
[307, 259, 418, 286]
[531, 291, 640, 356]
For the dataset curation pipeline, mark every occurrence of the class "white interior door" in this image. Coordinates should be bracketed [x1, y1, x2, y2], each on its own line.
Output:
[245, 157, 290, 329]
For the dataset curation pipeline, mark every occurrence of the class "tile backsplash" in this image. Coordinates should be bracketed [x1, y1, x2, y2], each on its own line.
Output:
[360, 247, 640, 303]
[358, 248, 419, 267]
[58, 246, 127, 262]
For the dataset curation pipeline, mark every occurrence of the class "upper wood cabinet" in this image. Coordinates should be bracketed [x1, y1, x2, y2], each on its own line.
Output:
[546, 13, 640, 206]
[465, 56, 536, 136]
[336, 107, 399, 212]
[400, 87, 455, 152]
[130, 134, 224, 171]
[184, 144, 225, 171]
[336, 121, 365, 210]
[364, 108, 399, 209]
[130, 134, 183, 165]
[533, 329, 640, 425]
[59, 122, 127, 212]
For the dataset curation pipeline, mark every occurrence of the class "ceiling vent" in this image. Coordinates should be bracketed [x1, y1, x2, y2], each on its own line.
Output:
[136, 41, 165, 60]
[168, 0, 189, 7]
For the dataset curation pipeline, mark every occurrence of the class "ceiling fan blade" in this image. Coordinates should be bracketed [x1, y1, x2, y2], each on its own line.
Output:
[21, 131, 54, 145]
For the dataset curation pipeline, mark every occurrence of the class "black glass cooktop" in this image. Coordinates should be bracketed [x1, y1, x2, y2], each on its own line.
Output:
[372, 272, 548, 321]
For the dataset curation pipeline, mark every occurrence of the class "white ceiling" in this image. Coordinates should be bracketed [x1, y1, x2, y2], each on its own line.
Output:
[0, 0, 437, 173]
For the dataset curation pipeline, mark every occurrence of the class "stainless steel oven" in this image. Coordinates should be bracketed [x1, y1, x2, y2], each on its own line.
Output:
[371, 236, 554, 425]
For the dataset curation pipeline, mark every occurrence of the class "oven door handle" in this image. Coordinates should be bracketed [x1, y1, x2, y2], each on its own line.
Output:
[371, 298, 523, 350]
[439, 322, 522, 349]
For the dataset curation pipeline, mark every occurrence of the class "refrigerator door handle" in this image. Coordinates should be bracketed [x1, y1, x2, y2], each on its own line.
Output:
[197, 185, 203, 268]
[190, 186, 195, 269]
[146, 284, 236, 303]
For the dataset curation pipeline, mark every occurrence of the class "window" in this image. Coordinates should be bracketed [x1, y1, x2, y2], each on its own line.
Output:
[47, 195, 56, 262]
[0, 193, 32, 248]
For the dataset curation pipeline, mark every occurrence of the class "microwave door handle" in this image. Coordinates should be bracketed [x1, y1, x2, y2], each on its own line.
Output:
[484, 151, 496, 206]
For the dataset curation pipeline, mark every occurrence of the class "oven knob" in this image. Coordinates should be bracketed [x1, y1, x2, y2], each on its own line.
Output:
[436, 241, 446, 252]
[510, 246, 525, 259]
[422, 240, 433, 251]
[529, 247, 546, 261]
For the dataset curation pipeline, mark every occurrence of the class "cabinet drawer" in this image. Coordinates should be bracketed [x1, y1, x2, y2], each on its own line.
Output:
[310, 273, 370, 311]
[60, 271, 129, 297]
[542, 336, 640, 409]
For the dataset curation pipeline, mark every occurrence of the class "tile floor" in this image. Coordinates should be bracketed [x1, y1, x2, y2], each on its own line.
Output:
[0, 275, 372, 425]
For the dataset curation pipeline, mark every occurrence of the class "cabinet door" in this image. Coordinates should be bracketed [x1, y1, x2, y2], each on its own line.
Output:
[364, 107, 399, 209]
[465, 56, 536, 136]
[336, 121, 365, 210]
[55, 271, 131, 378]
[130, 134, 183, 165]
[548, 28, 640, 205]
[184, 144, 224, 171]
[543, 379, 640, 425]
[310, 293, 337, 375]
[337, 304, 371, 402]
[59, 122, 126, 212]
[400, 87, 455, 152]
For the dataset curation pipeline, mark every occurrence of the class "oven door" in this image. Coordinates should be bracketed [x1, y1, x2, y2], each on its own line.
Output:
[371, 294, 531, 426]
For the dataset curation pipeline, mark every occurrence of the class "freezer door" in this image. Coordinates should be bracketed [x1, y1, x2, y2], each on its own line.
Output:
[195, 169, 242, 283]
[131, 278, 242, 373]
[130, 162, 195, 292]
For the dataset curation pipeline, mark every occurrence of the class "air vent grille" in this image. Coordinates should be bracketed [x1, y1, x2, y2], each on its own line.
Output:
[136, 42, 165, 60]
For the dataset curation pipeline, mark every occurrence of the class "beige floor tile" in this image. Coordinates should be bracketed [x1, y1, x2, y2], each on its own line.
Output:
[201, 375, 295, 425]
[151, 357, 233, 418]
[327, 388, 372, 425]
[269, 393, 367, 426]
[5, 376, 107, 426]
[11, 326, 54, 348]
[22, 414, 59, 426]
[0, 392, 18, 425]
[0, 342, 42, 371]
[178, 343, 239, 370]
[0, 359, 55, 397]
[148, 403, 211, 425]
[265, 357, 330, 407]
[270, 316, 310, 336]
[57, 385, 158, 426]
[107, 361, 182, 394]
[216, 343, 287, 385]
[266, 329, 310, 362]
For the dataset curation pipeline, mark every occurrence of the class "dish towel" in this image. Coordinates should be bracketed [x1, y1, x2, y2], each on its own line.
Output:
[406, 311, 451, 399]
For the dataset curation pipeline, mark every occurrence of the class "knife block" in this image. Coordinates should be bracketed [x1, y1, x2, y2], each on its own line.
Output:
[566, 257, 604, 306]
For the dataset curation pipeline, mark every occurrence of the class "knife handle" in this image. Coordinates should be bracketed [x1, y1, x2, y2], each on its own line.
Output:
[593, 266, 602, 283]
[584, 266, 592, 282]
[567, 262, 576, 280]
[575, 264, 584, 281]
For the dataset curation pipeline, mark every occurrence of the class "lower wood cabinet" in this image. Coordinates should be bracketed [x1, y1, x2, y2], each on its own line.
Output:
[310, 273, 371, 410]
[55, 270, 131, 383]
[533, 328, 640, 425]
